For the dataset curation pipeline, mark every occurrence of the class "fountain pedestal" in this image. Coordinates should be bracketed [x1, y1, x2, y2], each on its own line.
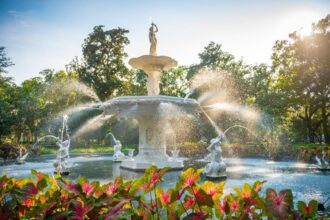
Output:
[120, 111, 183, 170]
[118, 23, 183, 170]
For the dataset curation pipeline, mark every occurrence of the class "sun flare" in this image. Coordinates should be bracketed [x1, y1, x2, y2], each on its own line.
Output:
[281, 9, 323, 37]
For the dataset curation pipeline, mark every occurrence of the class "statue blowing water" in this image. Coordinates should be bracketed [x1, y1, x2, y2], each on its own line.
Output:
[149, 23, 158, 55]
[203, 135, 227, 179]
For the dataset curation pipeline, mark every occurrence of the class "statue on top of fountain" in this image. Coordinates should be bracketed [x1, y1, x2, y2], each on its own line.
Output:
[149, 23, 158, 56]
[203, 135, 226, 179]
[128, 23, 178, 96]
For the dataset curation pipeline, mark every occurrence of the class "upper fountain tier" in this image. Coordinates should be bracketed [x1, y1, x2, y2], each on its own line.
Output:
[101, 95, 200, 118]
[128, 23, 178, 96]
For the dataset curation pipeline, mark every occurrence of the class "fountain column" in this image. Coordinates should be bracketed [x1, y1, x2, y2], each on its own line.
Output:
[137, 115, 167, 161]
[119, 23, 184, 170]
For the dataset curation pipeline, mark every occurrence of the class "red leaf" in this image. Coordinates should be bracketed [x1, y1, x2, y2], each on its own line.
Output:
[82, 181, 95, 197]
[22, 182, 38, 200]
[103, 199, 128, 220]
[70, 201, 91, 220]
[183, 212, 208, 220]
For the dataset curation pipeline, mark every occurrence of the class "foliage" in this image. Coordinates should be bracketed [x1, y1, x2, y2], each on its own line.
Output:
[0, 166, 326, 219]
[0, 141, 26, 162]
[271, 15, 330, 144]
[68, 26, 133, 101]
[0, 46, 14, 75]
[131, 66, 190, 97]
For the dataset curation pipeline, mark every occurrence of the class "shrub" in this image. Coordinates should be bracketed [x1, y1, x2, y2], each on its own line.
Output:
[0, 142, 26, 162]
[0, 166, 326, 219]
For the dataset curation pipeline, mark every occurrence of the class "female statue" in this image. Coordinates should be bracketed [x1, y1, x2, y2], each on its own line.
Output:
[149, 23, 158, 55]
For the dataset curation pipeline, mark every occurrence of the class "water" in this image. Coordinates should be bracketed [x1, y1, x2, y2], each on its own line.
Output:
[1, 155, 329, 203]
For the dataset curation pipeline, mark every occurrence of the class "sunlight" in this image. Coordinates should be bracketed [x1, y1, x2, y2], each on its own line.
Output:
[280, 9, 323, 37]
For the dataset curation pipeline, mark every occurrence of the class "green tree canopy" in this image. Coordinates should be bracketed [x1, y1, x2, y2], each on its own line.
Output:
[69, 26, 132, 101]
[272, 14, 330, 143]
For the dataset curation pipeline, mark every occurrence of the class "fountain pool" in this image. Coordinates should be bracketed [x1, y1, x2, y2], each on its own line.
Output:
[1, 155, 329, 203]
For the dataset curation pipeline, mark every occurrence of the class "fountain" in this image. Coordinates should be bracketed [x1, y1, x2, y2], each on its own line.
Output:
[16, 147, 28, 164]
[53, 115, 71, 175]
[108, 133, 127, 162]
[315, 149, 330, 171]
[202, 125, 260, 179]
[101, 23, 201, 170]
[203, 135, 227, 180]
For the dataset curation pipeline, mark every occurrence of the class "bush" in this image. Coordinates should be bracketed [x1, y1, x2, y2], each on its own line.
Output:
[0, 142, 26, 162]
[0, 166, 327, 219]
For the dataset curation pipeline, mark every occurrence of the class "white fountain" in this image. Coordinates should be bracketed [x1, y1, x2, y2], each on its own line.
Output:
[108, 133, 127, 162]
[16, 147, 28, 164]
[202, 125, 259, 179]
[203, 135, 226, 179]
[101, 23, 200, 170]
[53, 115, 71, 175]
[315, 149, 330, 171]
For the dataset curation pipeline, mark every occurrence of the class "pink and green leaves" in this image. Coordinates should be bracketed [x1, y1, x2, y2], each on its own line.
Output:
[297, 200, 318, 218]
[177, 168, 203, 190]
[265, 188, 293, 219]
[0, 167, 324, 219]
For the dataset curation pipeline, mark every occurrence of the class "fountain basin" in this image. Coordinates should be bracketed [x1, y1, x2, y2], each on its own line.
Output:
[101, 96, 201, 170]
[129, 55, 177, 72]
[102, 95, 200, 115]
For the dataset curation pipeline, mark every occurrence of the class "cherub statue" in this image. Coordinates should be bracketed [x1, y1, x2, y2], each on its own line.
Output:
[149, 22, 158, 55]
[16, 147, 28, 164]
[204, 135, 223, 162]
[54, 137, 70, 174]
[109, 133, 126, 161]
[203, 135, 226, 179]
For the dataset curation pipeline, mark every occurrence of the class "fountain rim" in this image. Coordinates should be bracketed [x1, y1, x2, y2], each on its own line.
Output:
[128, 55, 178, 71]
[103, 95, 199, 106]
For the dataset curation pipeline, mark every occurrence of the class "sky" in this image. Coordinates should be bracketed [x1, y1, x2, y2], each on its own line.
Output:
[1, 0, 329, 84]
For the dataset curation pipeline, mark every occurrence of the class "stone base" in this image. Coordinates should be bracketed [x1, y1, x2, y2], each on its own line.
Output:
[54, 171, 70, 176]
[120, 159, 184, 171]
[205, 174, 227, 181]
[316, 167, 330, 171]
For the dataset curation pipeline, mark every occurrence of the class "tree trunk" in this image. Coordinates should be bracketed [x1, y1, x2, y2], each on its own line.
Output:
[321, 103, 329, 144]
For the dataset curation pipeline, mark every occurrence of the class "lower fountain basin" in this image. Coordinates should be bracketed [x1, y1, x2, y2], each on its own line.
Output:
[120, 159, 184, 171]
[101, 96, 201, 171]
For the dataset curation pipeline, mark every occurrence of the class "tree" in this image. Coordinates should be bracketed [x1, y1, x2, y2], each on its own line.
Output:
[271, 15, 330, 143]
[0, 47, 14, 75]
[188, 42, 251, 102]
[0, 48, 16, 140]
[70, 26, 132, 101]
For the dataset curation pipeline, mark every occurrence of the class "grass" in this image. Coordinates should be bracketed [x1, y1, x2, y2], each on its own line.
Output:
[39, 146, 136, 155]
[293, 143, 328, 148]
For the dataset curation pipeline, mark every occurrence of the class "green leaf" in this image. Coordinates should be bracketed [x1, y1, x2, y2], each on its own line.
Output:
[298, 200, 318, 218]
[194, 188, 214, 207]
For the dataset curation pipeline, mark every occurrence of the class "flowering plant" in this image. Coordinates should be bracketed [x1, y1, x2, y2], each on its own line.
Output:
[0, 166, 327, 219]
